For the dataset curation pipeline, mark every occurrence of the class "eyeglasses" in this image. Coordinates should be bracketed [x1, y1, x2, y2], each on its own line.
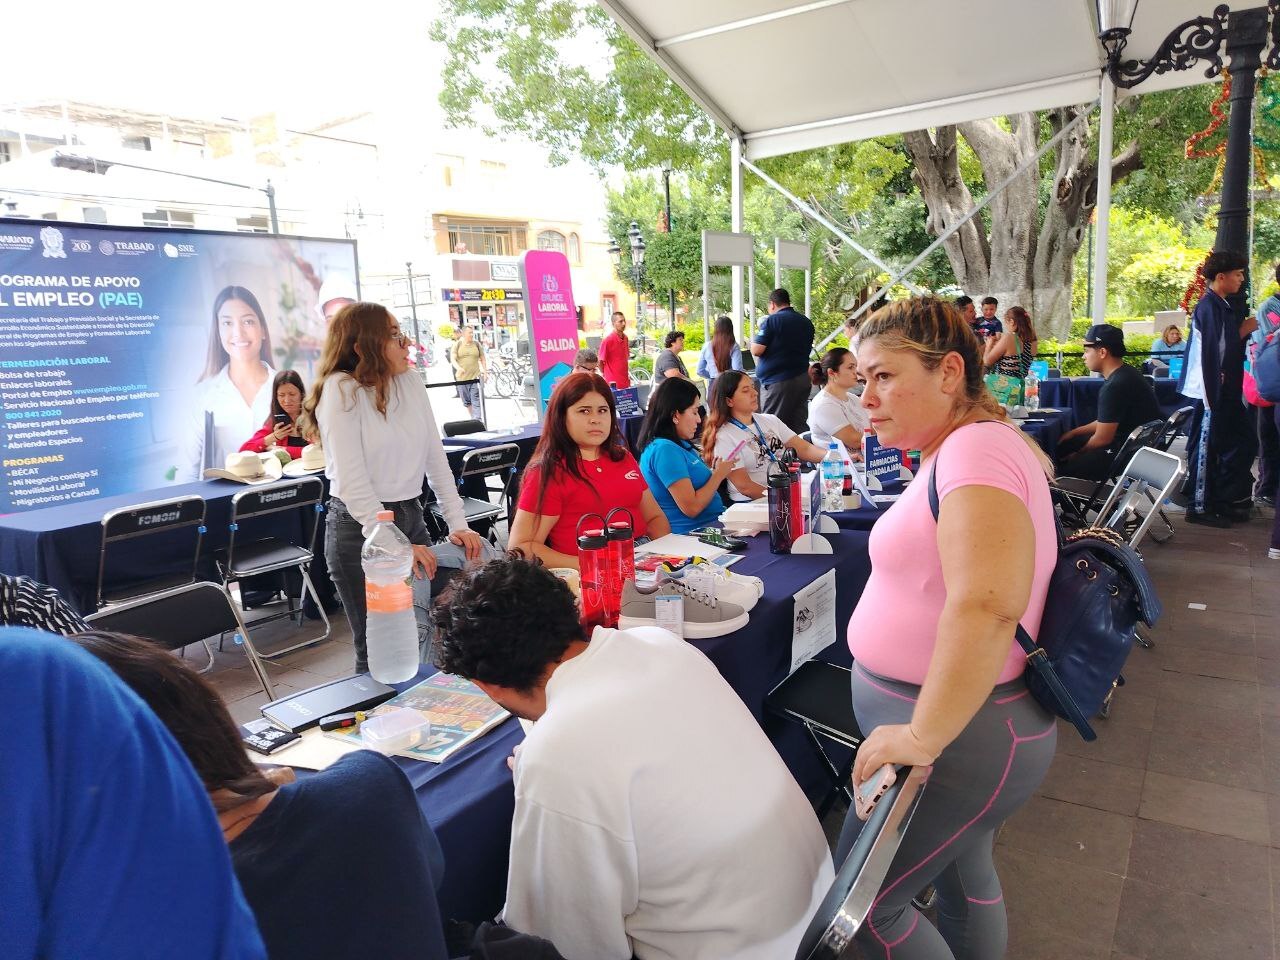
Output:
[389, 331, 409, 348]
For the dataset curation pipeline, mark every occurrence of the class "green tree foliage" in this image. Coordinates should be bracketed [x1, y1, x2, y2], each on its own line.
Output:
[432, 0, 718, 172]
[434, 0, 1261, 329]
[1119, 247, 1209, 315]
[1071, 208, 1210, 316]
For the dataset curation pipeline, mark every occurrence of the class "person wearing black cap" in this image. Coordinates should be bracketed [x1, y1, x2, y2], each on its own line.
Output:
[1181, 249, 1259, 526]
[1054, 324, 1161, 482]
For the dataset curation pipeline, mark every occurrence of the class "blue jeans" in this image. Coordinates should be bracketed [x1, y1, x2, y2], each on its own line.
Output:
[325, 496, 500, 672]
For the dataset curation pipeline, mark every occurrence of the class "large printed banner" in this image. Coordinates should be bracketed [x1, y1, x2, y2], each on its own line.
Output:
[518, 249, 578, 415]
[0, 219, 358, 514]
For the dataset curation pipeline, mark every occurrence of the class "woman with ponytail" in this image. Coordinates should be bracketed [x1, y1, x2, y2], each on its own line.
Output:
[807, 347, 868, 451]
[834, 297, 1057, 960]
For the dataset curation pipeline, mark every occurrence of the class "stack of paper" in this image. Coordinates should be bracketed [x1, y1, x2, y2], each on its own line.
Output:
[719, 501, 770, 535]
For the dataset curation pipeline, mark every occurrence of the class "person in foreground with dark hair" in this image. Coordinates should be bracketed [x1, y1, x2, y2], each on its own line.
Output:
[2, 627, 265, 960]
[71, 630, 449, 960]
[636, 377, 733, 532]
[432, 556, 833, 960]
[509, 372, 668, 569]
[1181, 248, 1260, 526]
[653, 329, 689, 380]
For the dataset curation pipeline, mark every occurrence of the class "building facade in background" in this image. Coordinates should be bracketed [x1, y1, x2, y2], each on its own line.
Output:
[0, 101, 632, 352]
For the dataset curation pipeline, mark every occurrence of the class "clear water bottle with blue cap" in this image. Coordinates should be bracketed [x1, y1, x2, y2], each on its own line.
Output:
[821, 442, 845, 513]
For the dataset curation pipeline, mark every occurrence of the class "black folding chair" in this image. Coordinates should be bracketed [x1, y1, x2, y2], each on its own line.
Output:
[1154, 404, 1195, 452]
[1053, 418, 1165, 528]
[215, 477, 330, 660]
[444, 418, 486, 437]
[795, 766, 930, 960]
[766, 661, 864, 819]
[96, 495, 206, 611]
[85, 580, 273, 697]
[431, 442, 522, 544]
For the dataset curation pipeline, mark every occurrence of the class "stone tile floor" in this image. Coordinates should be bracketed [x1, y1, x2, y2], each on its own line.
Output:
[203, 505, 1280, 960]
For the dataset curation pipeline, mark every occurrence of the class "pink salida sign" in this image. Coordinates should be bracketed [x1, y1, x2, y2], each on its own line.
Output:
[519, 250, 579, 415]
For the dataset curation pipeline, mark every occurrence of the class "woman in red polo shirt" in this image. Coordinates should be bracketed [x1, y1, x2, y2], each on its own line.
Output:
[510, 372, 669, 569]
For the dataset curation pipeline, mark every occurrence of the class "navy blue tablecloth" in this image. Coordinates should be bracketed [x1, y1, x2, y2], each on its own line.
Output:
[1039, 376, 1187, 425]
[0, 479, 305, 614]
[401, 526, 874, 924]
[1016, 408, 1073, 453]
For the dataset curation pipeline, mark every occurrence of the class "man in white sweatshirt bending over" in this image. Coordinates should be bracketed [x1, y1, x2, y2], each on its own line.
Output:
[431, 556, 833, 960]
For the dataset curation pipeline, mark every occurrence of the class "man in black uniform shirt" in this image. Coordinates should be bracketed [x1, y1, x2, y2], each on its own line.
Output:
[1055, 324, 1162, 482]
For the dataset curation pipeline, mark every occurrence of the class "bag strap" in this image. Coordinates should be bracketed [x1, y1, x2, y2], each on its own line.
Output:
[927, 455, 1097, 741]
[927, 446, 1030, 647]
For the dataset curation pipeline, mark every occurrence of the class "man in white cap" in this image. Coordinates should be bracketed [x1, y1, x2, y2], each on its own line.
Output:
[316, 276, 357, 325]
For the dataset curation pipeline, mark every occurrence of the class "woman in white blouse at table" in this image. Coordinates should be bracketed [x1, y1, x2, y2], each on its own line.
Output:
[299, 301, 487, 674]
[808, 347, 869, 454]
[179, 285, 275, 481]
[702, 370, 826, 501]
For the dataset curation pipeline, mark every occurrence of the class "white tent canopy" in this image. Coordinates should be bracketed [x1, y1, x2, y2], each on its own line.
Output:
[597, 0, 1227, 159]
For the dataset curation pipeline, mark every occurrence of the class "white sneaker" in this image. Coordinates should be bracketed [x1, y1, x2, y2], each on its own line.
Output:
[619, 577, 749, 639]
[672, 561, 763, 612]
[1269, 547, 1280, 560]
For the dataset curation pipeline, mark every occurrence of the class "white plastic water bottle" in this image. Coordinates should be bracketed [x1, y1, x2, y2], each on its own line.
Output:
[361, 510, 419, 683]
[1025, 371, 1040, 411]
[821, 443, 845, 513]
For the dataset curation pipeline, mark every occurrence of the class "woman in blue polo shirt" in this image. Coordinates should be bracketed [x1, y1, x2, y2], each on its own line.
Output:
[636, 378, 735, 533]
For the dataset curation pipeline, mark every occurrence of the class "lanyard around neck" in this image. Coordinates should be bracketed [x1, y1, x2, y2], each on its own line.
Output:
[730, 416, 776, 461]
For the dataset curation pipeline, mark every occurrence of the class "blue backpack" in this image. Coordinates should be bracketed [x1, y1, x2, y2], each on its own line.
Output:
[1253, 308, 1280, 404]
[928, 453, 1162, 741]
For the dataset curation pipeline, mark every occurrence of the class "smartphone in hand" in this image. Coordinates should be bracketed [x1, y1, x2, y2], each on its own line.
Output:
[854, 763, 897, 820]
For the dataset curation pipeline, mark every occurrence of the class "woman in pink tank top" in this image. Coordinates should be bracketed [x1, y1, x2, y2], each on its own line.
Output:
[834, 297, 1058, 960]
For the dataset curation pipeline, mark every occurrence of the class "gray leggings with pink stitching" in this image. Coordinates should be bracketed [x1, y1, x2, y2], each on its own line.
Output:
[834, 663, 1057, 960]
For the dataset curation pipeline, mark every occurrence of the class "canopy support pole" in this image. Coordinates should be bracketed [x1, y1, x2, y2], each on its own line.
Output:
[1091, 76, 1115, 325]
[731, 136, 744, 342]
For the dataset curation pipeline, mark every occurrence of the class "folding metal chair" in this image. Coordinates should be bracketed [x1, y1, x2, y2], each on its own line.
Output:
[215, 477, 330, 660]
[1053, 418, 1165, 528]
[1154, 404, 1195, 453]
[432, 442, 522, 544]
[96, 494, 206, 611]
[1094, 446, 1187, 551]
[795, 766, 931, 960]
[766, 661, 864, 819]
[85, 580, 273, 697]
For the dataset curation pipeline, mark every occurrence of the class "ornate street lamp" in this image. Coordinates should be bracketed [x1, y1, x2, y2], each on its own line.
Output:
[627, 220, 646, 329]
[1096, 0, 1280, 319]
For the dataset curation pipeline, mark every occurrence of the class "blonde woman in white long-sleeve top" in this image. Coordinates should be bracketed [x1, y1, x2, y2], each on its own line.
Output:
[300, 302, 486, 673]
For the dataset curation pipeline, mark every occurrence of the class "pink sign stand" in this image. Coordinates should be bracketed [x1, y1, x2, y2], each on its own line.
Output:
[518, 250, 579, 417]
